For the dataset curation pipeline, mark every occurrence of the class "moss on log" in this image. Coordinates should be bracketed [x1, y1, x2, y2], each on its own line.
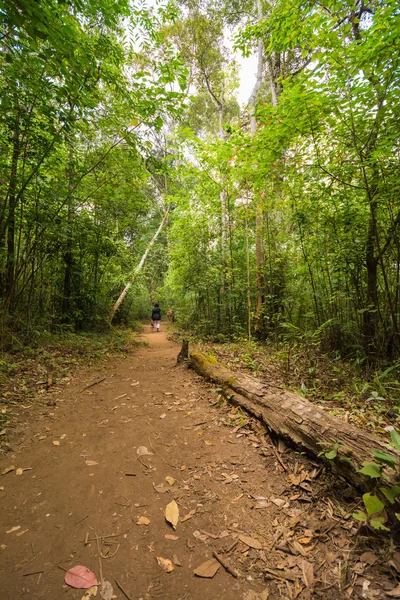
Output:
[190, 352, 400, 491]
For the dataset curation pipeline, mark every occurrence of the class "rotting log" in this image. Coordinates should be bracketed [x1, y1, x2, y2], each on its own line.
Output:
[189, 352, 400, 491]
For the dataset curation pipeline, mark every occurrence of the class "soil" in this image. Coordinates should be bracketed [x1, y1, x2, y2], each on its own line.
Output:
[0, 327, 398, 599]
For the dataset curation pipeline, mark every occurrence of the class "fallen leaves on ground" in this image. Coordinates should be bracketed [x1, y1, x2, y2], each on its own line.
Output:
[1, 466, 15, 475]
[239, 534, 263, 550]
[137, 446, 153, 456]
[387, 587, 400, 597]
[359, 551, 378, 566]
[6, 526, 20, 534]
[81, 585, 98, 600]
[85, 460, 99, 467]
[165, 499, 179, 529]
[15, 468, 23, 475]
[181, 508, 196, 522]
[136, 516, 150, 526]
[165, 476, 175, 485]
[301, 559, 314, 588]
[100, 581, 113, 600]
[65, 565, 98, 589]
[156, 556, 174, 573]
[193, 558, 220, 578]
[52, 440, 60, 446]
[165, 534, 179, 540]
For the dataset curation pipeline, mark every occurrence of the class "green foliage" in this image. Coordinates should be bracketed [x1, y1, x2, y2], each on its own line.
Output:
[0, 0, 187, 335]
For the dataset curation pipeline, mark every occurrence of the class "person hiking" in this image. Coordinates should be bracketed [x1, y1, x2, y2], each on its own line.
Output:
[151, 303, 161, 332]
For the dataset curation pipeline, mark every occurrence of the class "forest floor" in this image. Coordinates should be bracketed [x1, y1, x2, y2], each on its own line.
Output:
[0, 326, 400, 600]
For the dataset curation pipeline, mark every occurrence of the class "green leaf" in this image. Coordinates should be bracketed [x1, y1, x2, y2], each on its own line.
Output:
[380, 486, 400, 505]
[358, 462, 382, 479]
[370, 519, 390, 531]
[362, 492, 385, 516]
[371, 450, 397, 468]
[390, 430, 400, 452]
[325, 449, 338, 460]
[352, 510, 367, 522]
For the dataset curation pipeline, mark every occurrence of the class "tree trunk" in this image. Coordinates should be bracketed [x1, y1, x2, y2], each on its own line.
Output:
[363, 197, 379, 358]
[4, 107, 21, 309]
[248, 0, 265, 336]
[109, 208, 169, 323]
[189, 352, 399, 491]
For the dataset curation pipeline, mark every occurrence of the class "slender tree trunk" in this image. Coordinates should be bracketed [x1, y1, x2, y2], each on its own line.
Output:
[245, 198, 252, 341]
[4, 107, 21, 309]
[363, 197, 379, 357]
[62, 141, 75, 321]
[109, 208, 170, 323]
[248, 0, 265, 336]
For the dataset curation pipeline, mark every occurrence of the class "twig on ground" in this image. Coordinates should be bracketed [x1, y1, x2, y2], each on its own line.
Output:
[23, 570, 44, 577]
[146, 420, 160, 438]
[101, 543, 120, 559]
[225, 540, 238, 553]
[271, 443, 287, 471]
[81, 376, 106, 392]
[212, 551, 238, 578]
[115, 578, 132, 600]
[148, 436, 156, 454]
[95, 531, 104, 586]
[76, 514, 88, 525]
[84, 532, 128, 543]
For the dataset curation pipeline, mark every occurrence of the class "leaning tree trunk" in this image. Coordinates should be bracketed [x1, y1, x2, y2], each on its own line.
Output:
[190, 352, 399, 491]
[109, 208, 170, 324]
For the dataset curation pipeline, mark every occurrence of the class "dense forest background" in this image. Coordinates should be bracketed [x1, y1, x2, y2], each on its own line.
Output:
[1, 0, 400, 366]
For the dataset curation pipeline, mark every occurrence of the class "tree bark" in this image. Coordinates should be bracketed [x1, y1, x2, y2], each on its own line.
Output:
[4, 106, 21, 309]
[189, 352, 400, 491]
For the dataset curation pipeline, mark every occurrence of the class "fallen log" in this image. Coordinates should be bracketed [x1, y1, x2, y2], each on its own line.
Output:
[190, 352, 400, 491]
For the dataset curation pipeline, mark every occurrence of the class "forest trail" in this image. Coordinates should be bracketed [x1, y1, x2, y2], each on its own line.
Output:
[0, 327, 392, 599]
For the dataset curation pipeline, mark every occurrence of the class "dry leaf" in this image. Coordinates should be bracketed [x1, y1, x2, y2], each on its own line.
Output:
[100, 581, 113, 600]
[165, 476, 175, 485]
[291, 540, 308, 557]
[165, 534, 179, 540]
[238, 533, 263, 550]
[173, 554, 182, 567]
[181, 508, 196, 522]
[81, 585, 98, 600]
[271, 498, 286, 507]
[65, 565, 98, 589]
[165, 499, 179, 529]
[85, 460, 98, 467]
[2, 466, 15, 475]
[156, 556, 174, 573]
[359, 551, 378, 566]
[15, 468, 23, 476]
[193, 558, 220, 578]
[204, 440, 213, 446]
[137, 446, 153, 456]
[52, 440, 60, 446]
[298, 537, 312, 545]
[6, 526, 20, 534]
[387, 587, 400, 598]
[160, 413, 166, 419]
[301, 560, 314, 588]
[137, 516, 150, 526]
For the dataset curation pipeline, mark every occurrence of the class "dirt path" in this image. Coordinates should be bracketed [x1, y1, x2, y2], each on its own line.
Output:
[0, 328, 394, 599]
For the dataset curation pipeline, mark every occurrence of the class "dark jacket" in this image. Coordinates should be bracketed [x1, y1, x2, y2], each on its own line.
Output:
[152, 307, 161, 320]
